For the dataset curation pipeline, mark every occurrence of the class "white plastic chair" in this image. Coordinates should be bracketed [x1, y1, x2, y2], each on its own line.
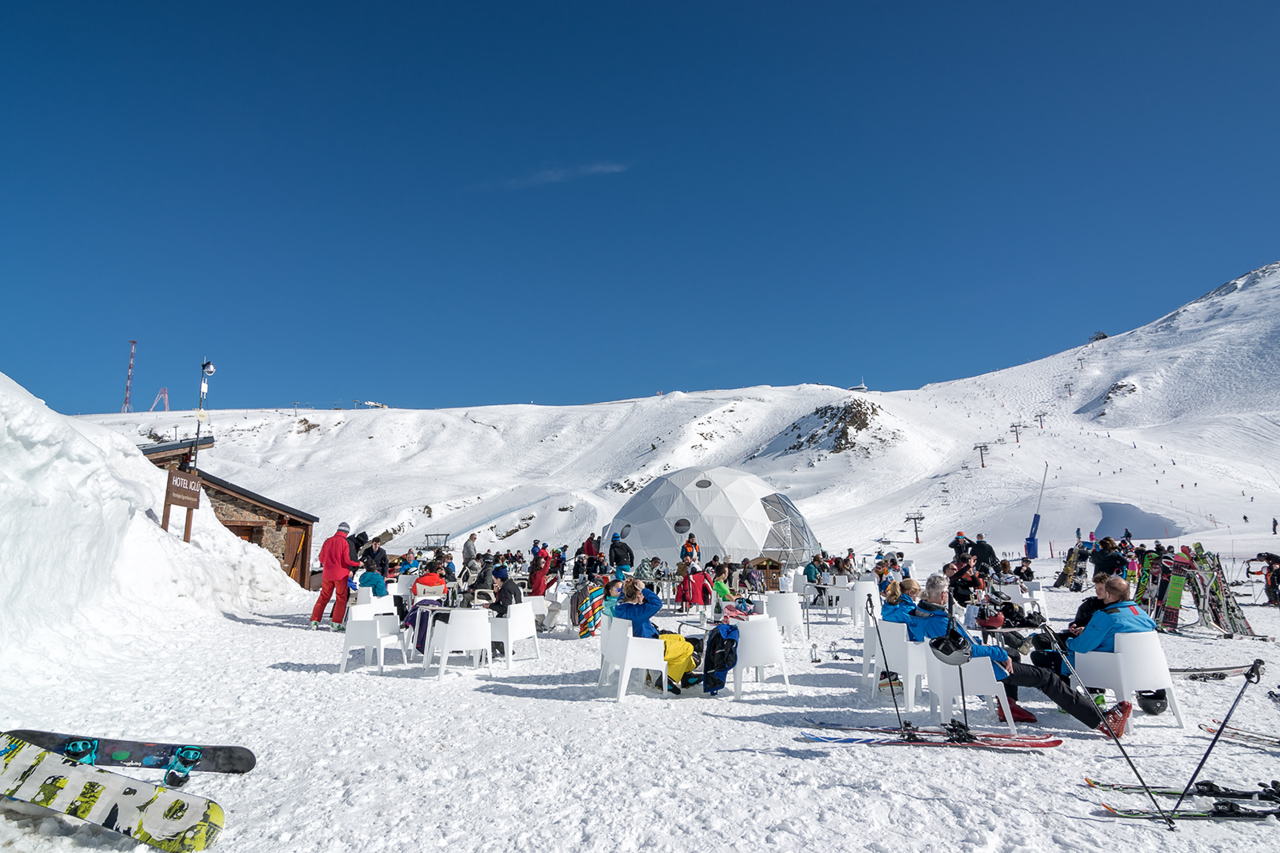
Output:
[597, 616, 669, 701]
[490, 602, 540, 668]
[764, 593, 804, 643]
[1071, 631, 1184, 733]
[415, 585, 447, 600]
[355, 586, 373, 606]
[730, 617, 790, 700]
[828, 587, 857, 622]
[863, 620, 928, 712]
[424, 609, 492, 680]
[340, 603, 402, 675]
[833, 575, 850, 588]
[926, 652, 1017, 735]
[848, 582, 879, 630]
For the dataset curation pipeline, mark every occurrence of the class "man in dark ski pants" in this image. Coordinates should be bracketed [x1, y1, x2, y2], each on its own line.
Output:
[907, 575, 1132, 735]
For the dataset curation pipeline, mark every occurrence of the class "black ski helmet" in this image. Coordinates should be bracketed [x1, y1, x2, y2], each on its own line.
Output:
[1136, 689, 1167, 716]
[929, 624, 973, 666]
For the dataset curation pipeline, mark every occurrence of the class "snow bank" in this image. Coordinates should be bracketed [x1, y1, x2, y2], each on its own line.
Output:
[0, 371, 300, 670]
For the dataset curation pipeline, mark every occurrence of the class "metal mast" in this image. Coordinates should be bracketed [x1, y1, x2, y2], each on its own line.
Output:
[121, 340, 137, 413]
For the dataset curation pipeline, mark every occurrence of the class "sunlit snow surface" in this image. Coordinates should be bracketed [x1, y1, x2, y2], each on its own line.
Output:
[2, 263, 1279, 851]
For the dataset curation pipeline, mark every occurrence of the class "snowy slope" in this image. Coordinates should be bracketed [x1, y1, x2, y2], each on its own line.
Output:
[3, 264, 1280, 853]
[82, 263, 1280, 572]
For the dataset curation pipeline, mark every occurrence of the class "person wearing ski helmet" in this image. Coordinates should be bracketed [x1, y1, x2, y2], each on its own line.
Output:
[908, 575, 1132, 734]
[608, 531, 634, 582]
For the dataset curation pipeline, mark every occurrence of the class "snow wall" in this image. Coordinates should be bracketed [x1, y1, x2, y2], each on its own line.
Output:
[0, 371, 301, 670]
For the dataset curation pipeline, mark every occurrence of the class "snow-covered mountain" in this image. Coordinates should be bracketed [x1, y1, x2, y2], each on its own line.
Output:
[83, 262, 1280, 569]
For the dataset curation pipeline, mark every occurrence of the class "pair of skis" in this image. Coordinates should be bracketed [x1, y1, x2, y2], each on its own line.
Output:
[1198, 720, 1280, 749]
[1091, 778, 1280, 820]
[800, 719, 1061, 749]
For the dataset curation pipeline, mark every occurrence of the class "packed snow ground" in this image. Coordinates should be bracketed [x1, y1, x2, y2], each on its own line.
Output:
[3, 263, 1280, 851]
[1, 564, 1278, 853]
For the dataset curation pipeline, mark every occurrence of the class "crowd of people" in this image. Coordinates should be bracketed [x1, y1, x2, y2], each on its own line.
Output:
[307, 522, 1189, 735]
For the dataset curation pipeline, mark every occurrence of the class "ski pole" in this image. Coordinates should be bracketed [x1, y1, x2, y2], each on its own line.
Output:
[1039, 626, 1176, 830]
[948, 593, 969, 729]
[867, 594, 906, 732]
[1173, 659, 1265, 814]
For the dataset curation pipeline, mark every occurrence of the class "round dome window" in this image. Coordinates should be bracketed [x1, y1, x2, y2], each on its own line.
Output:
[695, 479, 713, 489]
[619, 524, 632, 539]
[674, 518, 691, 535]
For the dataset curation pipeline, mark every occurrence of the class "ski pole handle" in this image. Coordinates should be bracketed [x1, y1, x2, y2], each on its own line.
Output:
[1246, 659, 1264, 684]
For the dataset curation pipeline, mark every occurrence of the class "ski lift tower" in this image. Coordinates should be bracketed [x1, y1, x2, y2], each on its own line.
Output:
[973, 443, 990, 468]
[905, 511, 925, 544]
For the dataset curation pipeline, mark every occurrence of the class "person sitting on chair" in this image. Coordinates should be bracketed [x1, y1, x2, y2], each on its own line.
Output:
[908, 574, 1132, 736]
[601, 579, 623, 618]
[612, 578, 701, 694]
[881, 579, 921, 623]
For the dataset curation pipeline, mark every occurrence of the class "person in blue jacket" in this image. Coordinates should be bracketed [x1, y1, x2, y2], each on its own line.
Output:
[1066, 576, 1158, 660]
[908, 575, 1132, 735]
[880, 579, 920, 623]
[612, 579, 701, 693]
[358, 566, 388, 598]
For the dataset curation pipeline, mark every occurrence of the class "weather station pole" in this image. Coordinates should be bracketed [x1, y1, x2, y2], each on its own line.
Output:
[190, 359, 216, 470]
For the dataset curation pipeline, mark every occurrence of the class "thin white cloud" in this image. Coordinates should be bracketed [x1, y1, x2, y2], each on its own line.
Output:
[476, 161, 630, 191]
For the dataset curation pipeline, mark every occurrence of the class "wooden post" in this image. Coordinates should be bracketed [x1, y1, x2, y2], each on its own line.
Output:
[183, 508, 194, 543]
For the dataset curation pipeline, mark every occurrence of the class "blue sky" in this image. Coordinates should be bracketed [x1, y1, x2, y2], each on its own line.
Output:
[3, 3, 1278, 414]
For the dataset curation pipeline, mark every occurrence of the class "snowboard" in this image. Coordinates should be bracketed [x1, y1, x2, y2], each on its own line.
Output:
[1154, 567, 1187, 630]
[3, 730, 255, 777]
[0, 733, 224, 851]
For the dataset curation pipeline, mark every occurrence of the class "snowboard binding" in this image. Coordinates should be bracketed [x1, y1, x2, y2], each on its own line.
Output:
[63, 739, 98, 765]
[163, 745, 204, 788]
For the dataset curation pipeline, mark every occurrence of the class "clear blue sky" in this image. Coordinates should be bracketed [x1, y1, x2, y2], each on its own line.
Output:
[3, 2, 1278, 414]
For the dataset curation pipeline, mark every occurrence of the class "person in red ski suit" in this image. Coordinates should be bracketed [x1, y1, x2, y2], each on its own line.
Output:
[311, 522, 361, 629]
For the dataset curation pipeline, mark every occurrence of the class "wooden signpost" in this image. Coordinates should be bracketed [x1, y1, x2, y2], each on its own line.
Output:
[162, 468, 202, 543]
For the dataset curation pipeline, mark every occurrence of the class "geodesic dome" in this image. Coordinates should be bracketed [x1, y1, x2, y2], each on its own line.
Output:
[602, 466, 821, 569]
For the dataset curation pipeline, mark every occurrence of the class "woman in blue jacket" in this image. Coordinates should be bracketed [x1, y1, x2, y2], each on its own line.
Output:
[881, 579, 920, 623]
[613, 579, 701, 693]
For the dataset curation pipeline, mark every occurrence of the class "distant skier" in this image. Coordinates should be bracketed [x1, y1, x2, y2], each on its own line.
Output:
[1273, 517, 1277, 534]
[1244, 515, 1249, 524]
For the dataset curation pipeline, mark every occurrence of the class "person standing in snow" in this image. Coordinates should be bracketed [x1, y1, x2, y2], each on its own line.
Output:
[312, 522, 362, 631]
[462, 533, 479, 566]
[1273, 517, 1277, 534]
[969, 534, 999, 576]
[948, 532, 973, 562]
[680, 534, 701, 564]
[608, 532, 634, 581]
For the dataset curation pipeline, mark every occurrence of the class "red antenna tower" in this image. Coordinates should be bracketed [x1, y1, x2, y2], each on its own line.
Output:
[121, 340, 137, 413]
[149, 387, 169, 412]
